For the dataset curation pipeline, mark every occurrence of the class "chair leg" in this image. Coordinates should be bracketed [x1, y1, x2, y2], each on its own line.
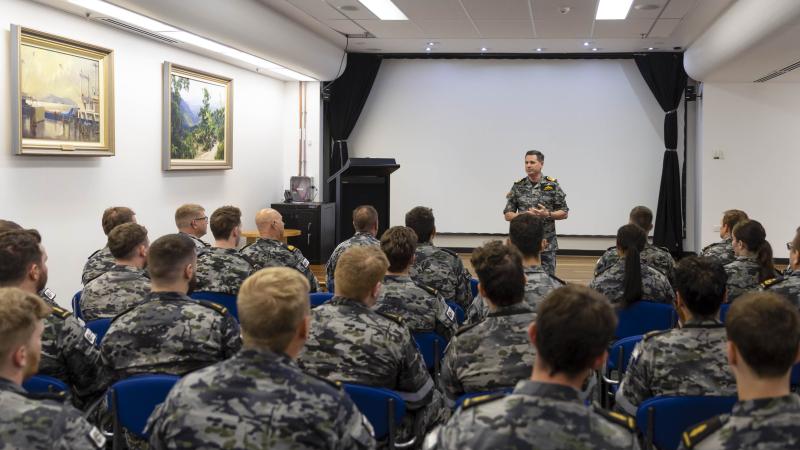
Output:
[387, 397, 396, 450]
[646, 406, 655, 450]
[112, 389, 122, 450]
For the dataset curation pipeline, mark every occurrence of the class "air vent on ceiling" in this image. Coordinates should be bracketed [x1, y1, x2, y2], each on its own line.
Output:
[754, 59, 800, 83]
[92, 17, 179, 45]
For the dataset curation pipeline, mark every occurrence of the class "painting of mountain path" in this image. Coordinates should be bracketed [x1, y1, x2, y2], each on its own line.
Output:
[170, 73, 226, 161]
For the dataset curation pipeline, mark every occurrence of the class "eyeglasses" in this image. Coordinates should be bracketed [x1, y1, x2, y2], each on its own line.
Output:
[193, 216, 208, 222]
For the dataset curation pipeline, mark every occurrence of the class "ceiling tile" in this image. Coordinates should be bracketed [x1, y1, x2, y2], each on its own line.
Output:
[661, 0, 697, 19]
[532, 0, 596, 19]
[532, 0, 596, 38]
[415, 20, 480, 38]
[355, 20, 426, 38]
[474, 20, 534, 38]
[286, 0, 347, 20]
[461, 0, 531, 20]
[627, 0, 668, 19]
[649, 18, 681, 38]
[593, 19, 654, 38]
[324, 19, 367, 34]
[393, 0, 468, 20]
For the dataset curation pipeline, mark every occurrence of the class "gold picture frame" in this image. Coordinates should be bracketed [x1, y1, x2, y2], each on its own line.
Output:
[11, 25, 114, 156]
[163, 62, 233, 170]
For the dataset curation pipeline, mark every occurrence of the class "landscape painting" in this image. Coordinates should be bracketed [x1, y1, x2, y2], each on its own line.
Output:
[163, 63, 232, 170]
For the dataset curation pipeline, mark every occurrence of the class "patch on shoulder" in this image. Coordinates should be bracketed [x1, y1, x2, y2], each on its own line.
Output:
[50, 306, 72, 320]
[414, 282, 439, 296]
[375, 311, 404, 325]
[593, 406, 636, 431]
[196, 300, 228, 316]
[455, 321, 480, 336]
[462, 392, 507, 409]
[543, 185, 554, 191]
[761, 277, 784, 289]
[545, 175, 558, 183]
[643, 329, 670, 341]
[88, 426, 107, 448]
[682, 415, 725, 448]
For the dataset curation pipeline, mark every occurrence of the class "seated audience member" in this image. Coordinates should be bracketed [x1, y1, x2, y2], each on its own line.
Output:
[680, 292, 800, 449]
[375, 226, 457, 340]
[762, 227, 800, 307]
[466, 214, 563, 323]
[0, 288, 105, 449]
[242, 209, 319, 292]
[325, 205, 380, 291]
[589, 224, 674, 306]
[101, 234, 241, 381]
[299, 246, 444, 442]
[440, 241, 536, 407]
[725, 219, 777, 302]
[701, 209, 749, 266]
[82, 206, 136, 284]
[615, 256, 736, 415]
[147, 268, 375, 449]
[405, 206, 472, 309]
[0, 229, 108, 409]
[174, 203, 211, 254]
[595, 206, 675, 282]
[81, 223, 150, 321]
[195, 206, 254, 295]
[424, 285, 637, 449]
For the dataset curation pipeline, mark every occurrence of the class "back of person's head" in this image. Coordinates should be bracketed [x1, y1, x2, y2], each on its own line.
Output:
[380, 226, 417, 273]
[175, 204, 205, 229]
[334, 246, 389, 301]
[509, 214, 545, 258]
[617, 224, 647, 308]
[535, 285, 617, 377]
[673, 256, 726, 317]
[237, 267, 309, 353]
[470, 241, 525, 307]
[726, 292, 800, 378]
[525, 149, 545, 162]
[405, 206, 435, 243]
[722, 209, 748, 232]
[210, 206, 241, 240]
[0, 287, 51, 374]
[108, 223, 148, 260]
[629, 206, 654, 232]
[353, 205, 379, 233]
[0, 220, 22, 233]
[732, 219, 775, 282]
[147, 234, 196, 284]
[102, 207, 136, 236]
[0, 230, 43, 287]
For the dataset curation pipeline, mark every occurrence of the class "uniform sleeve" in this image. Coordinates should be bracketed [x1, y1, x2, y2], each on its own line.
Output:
[552, 184, 569, 213]
[464, 295, 488, 325]
[396, 328, 435, 410]
[614, 340, 652, 416]
[439, 338, 463, 408]
[503, 184, 519, 214]
[336, 392, 377, 450]
[58, 316, 111, 402]
[58, 404, 107, 449]
[453, 264, 473, 310]
[220, 314, 242, 358]
[146, 401, 169, 450]
[594, 250, 614, 276]
[434, 297, 458, 341]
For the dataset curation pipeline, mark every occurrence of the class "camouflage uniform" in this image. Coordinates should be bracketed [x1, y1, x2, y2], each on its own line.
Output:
[147, 348, 375, 449]
[410, 242, 472, 309]
[679, 395, 800, 450]
[589, 260, 675, 305]
[700, 238, 735, 266]
[82, 246, 116, 285]
[503, 175, 569, 276]
[0, 379, 106, 449]
[465, 265, 563, 324]
[101, 291, 241, 381]
[326, 232, 380, 289]
[180, 232, 210, 256]
[242, 238, 320, 292]
[615, 319, 736, 415]
[195, 247, 254, 295]
[595, 244, 675, 282]
[375, 275, 458, 340]
[762, 270, 800, 309]
[424, 380, 639, 450]
[81, 264, 150, 321]
[724, 256, 762, 302]
[440, 303, 536, 407]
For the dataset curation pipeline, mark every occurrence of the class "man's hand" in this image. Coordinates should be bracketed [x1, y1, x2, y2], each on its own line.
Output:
[528, 204, 549, 218]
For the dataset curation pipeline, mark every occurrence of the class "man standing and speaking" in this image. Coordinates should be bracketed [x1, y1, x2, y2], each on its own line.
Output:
[504, 150, 569, 275]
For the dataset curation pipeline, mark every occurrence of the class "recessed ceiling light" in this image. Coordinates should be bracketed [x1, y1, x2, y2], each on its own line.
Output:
[596, 0, 634, 20]
[425, 47, 431, 52]
[481, 47, 488, 52]
[357, 0, 408, 20]
[340, 5, 359, 11]
[536, 48, 543, 52]
[583, 41, 590, 46]
[648, 47, 654, 50]
[427, 42, 435, 46]
[592, 47, 599, 51]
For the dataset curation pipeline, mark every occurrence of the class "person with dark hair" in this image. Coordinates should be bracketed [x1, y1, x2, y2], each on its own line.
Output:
[175, 203, 211, 254]
[590, 224, 674, 306]
[680, 292, 800, 449]
[725, 219, 777, 302]
[503, 150, 569, 276]
[439, 241, 537, 408]
[701, 209, 749, 266]
[325, 205, 380, 291]
[405, 206, 472, 309]
[82, 206, 137, 284]
[615, 257, 735, 415]
[595, 206, 675, 282]
[425, 285, 637, 449]
[761, 227, 800, 308]
[375, 226, 457, 340]
[195, 205, 254, 295]
[81, 223, 151, 321]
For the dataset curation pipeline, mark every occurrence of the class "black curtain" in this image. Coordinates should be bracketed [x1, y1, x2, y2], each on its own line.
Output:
[634, 53, 687, 256]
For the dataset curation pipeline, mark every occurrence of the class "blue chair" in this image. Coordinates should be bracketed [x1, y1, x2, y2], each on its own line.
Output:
[445, 301, 465, 325]
[110, 375, 180, 445]
[71, 291, 83, 320]
[86, 318, 112, 346]
[413, 332, 447, 377]
[190, 291, 238, 320]
[719, 304, 730, 323]
[601, 335, 643, 407]
[310, 292, 334, 308]
[791, 363, 800, 388]
[469, 278, 479, 299]
[636, 396, 737, 450]
[616, 301, 677, 339]
[23, 374, 69, 395]
[454, 388, 513, 409]
[343, 383, 410, 448]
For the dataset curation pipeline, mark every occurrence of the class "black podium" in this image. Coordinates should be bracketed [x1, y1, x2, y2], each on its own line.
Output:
[327, 157, 400, 244]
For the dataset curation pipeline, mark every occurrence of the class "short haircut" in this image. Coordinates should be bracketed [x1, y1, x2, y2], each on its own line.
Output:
[536, 285, 617, 377]
[726, 292, 800, 378]
[629, 206, 654, 232]
[722, 209, 748, 231]
[353, 205, 378, 232]
[102, 207, 136, 235]
[380, 226, 417, 273]
[334, 246, 389, 300]
[509, 214, 545, 257]
[0, 230, 43, 287]
[525, 150, 545, 162]
[673, 256, 726, 317]
[147, 234, 196, 283]
[0, 220, 22, 233]
[237, 267, 309, 353]
[210, 206, 242, 240]
[471, 241, 525, 307]
[175, 204, 205, 229]
[0, 287, 51, 362]
[108, 223, 149, 260]
[405, 206, 435, 243]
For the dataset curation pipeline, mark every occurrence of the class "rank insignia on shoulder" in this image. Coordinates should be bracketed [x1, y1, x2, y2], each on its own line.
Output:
[594, 407, 636, 431]
[51, 306, 72, 319]
[643, 329, 670, 341]
[543, 185, 554, 191]
[462, 392, 506, 409]
[545, 176, 558, 182]
[761, 277, 782, 288]
[288, 245, 297, 251]
[376, 311, 404, 325]
[198, 300, 228, 315]
[682, 416, 724, 448]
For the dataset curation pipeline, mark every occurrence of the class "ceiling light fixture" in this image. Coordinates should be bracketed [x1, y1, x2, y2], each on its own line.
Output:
[596, 0, 634, 20]
[648, 47, 654, 50]
[583, 41, 590, 46]
[481, 47, 488, 52]
[357, 0, 408, 20]
[427, 42, 435, 46]
[68, 0, 176, 32]
[536, 48, 543, 52]
[592, 47, 598, 51]
[425, 47, 431, 52]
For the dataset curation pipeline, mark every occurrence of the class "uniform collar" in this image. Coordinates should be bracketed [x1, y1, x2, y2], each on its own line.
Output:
[513, 380, 581, 402]
[384, 274, 413, 283]
[148, 291, 192, 302]
[236, 347, 295, 368]
[111, 264, 145, 274]
[0, 377, 25, 394]
[524, 265, 547, 275]
[734, 255, 757, 262]
[208, 247, 239, 254]
[417, 241, 434, 248]
[329, 295, 370, 309]
[488, 302, 535, 317]
[682, 317, 724, 328]
[732, 395, 800, 417]
[256, 237, 282, 246]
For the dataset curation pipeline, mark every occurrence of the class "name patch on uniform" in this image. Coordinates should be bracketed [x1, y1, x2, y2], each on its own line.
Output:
[446, 306, 456, 322]
[543, 185, 554, 191]
[89, 426, 107, 448]
[83, 328, 97, 346]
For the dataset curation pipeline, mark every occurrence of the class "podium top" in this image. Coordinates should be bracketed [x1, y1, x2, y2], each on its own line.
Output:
[328, 157, 400, 182]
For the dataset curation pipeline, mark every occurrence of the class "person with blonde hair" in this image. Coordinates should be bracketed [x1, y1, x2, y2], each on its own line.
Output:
[174, 203, 210, 253]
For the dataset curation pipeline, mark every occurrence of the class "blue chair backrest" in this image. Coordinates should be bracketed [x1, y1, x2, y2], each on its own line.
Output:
[607, 335, 643, 374]
[445, 301, 465, 325]
[23, 375, 69, 395]
[310, 292, 334, 308]
[636, 395, 737, 450]
[413, 332, 446, 371]
[343, 384, 406, 441]
[71, 291, 82, 320]
[86, 318, 112, 346]
[719, 304, 730, 323]
[469, 278, 479, 299]
[190, 291, 238, 320]
[616, 301, 676, 339]
[791, 363, 800, 387]
[454, 388, 513, 409]
[111, 374, 180, 440]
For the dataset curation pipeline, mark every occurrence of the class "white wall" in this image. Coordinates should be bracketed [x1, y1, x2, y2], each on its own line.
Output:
[0, 0, 314, 306]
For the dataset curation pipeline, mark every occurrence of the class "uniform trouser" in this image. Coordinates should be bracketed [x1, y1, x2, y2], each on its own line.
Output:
[541, 251, 557, 276]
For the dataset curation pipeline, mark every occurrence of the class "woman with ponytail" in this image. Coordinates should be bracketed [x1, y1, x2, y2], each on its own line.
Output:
[725, 219, 778, 302]
[590, 224, 674, 307]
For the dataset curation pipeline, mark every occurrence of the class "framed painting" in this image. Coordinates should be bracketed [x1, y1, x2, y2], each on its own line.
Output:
[11, 25, 114, 156]
[163, 62, 233, 170]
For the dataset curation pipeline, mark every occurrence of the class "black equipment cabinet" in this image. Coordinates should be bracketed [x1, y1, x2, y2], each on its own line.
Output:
[270, 202, 335, 264]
